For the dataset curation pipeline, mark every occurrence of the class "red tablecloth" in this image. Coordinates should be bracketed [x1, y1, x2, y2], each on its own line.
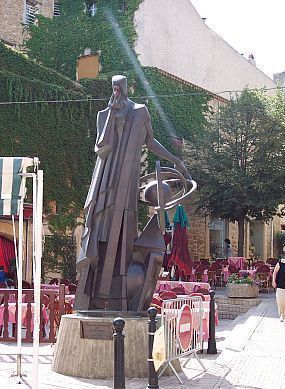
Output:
[155, 281, 210, 294]
[41, 284, 59, 290]
[228, 257, 246, 270]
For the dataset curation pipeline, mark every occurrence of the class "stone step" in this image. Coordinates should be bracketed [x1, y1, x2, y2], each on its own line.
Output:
[215, 296, 262, 320]
[218, 311, 239, 320]
[217, 303, 249, 314]
[215, 296, 261, 307]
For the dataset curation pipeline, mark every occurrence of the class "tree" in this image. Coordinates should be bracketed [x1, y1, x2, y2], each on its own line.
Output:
[186, 89, 285, 256]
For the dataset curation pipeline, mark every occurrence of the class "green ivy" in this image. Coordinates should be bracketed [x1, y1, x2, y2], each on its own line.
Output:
[1, 1, 211, 274]
[42, 235, 77, 282]
[0, 43, 99, 234]
[26, 0, 142, 80]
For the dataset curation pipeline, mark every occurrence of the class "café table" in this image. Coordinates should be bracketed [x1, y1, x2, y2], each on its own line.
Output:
[239, 269, 256, 277]
[228, 257, 247, 270]
[189, 269, 209, 283]
[65, 294, 75, 307]
[155, 281, 210, 295]
[41, 284, 59, 290]
[222, 267, 230, 283]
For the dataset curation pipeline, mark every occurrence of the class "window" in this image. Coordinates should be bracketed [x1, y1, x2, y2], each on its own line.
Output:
[120, 0, 127, 13]
[86, 2, 97, 17]
[53, 2, 61, 17]
[24, 2, 37, 25]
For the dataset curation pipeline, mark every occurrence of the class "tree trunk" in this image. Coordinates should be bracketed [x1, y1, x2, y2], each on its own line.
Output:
[237, 217, 245, 257]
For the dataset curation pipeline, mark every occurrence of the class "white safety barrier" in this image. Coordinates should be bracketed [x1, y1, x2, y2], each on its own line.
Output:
[159, 296, 206, 384]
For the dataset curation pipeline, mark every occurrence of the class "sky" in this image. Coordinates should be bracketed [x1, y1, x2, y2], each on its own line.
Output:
[191, 0, 285, 79]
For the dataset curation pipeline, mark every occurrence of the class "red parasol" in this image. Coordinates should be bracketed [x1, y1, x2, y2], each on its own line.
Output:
[168, 205, 192, 279]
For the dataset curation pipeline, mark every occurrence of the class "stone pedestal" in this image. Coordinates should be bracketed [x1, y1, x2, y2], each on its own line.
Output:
[52, 313, 158, 379]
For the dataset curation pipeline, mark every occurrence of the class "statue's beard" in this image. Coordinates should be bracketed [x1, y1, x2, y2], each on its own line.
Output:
[114, 95, 128, 111]
[109, 93, 129, 116]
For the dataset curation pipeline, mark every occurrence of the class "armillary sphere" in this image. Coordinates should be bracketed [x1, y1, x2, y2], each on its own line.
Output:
[140, 161, 197, 231]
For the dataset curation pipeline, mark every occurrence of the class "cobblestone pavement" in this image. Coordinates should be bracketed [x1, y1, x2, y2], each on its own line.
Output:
[0, 294, 282, 388]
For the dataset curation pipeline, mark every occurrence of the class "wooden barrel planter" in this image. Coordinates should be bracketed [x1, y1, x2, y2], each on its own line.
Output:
[226, 283, 259, 298]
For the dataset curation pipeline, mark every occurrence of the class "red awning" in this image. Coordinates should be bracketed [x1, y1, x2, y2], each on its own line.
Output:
[0, 236, 16, 272]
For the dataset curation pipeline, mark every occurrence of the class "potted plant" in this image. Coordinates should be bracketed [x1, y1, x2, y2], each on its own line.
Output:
[226, 273, 259, 298]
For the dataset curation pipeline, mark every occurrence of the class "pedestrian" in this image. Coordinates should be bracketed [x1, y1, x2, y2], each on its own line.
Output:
[0, 265, 7, 282]
[272, 259, 285, 321]
[224, 238, 232, 259]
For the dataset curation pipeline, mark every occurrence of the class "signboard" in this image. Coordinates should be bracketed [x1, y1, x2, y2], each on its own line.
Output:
[176, 304, 193, 352]
[80, 321, 113, 340]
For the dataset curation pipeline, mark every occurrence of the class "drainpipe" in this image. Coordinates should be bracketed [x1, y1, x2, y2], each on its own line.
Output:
[271, 219, 274, 258]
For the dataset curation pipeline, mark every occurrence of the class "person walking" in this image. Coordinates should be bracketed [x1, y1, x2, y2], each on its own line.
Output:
[272, 259, 285, 321]
[224, 238, 232, 259]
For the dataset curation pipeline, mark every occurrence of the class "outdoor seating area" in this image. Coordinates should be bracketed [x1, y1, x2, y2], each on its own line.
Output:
[0, 280, 77, 343]
[161, 257, 278, 293]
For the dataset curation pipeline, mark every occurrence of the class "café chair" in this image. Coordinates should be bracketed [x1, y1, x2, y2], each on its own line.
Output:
[49, 278, 59, 285]
[159, 291, 177, 300]
[195, 288, 210, 295]
[189, 292, 205, 301]
[228, 265, 239, 274]
[171, 286, 186, 295]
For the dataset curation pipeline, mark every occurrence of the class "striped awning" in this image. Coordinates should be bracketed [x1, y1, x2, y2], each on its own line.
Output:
[0, 157, 34, 216]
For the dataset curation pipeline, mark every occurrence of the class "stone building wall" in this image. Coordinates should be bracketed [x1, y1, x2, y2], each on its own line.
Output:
[0, 0, 54, 46]
[135, 0, 276, 99]
[0, 0, 25, 45]
[186, 213, 207, 260]
[229, 222, 239, 257]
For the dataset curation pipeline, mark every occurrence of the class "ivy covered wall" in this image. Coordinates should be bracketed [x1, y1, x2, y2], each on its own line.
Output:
[0, 40, 210, 233]
[0, 42, 98, 234]
[0, 0, 211, 276]
[26, 0, 142, 80]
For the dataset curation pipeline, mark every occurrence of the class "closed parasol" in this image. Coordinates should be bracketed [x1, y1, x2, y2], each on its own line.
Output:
[168, 205, 192, 280]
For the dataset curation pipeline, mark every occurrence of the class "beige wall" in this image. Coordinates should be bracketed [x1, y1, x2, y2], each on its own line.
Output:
[0, 0, 25, 45]
[76, 54, 100, 81]
[135, 0, 276, 98]
[0, 0, 54, 46]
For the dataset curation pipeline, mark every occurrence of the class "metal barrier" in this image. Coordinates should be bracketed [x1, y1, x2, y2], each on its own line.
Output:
[159, 296, 206, 384]
[0, 285, 67, 343]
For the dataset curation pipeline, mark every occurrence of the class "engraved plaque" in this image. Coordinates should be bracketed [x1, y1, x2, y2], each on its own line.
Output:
[80, 321, 113, 340]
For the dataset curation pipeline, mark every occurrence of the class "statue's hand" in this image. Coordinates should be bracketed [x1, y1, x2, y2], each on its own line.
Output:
[174, 160, 192, 180]
[108, 93, 121, 110]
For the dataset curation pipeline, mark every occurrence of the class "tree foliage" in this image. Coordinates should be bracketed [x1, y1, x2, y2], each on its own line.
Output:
[186, 89, 285, 254]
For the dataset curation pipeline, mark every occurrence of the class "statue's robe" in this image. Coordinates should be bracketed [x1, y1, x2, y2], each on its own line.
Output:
[74, 101, 154, 310]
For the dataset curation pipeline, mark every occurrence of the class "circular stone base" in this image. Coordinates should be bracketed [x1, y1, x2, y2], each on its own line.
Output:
[52, 313, 180, 379]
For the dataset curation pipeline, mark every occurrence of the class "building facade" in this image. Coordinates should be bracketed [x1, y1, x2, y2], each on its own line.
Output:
[134, 0, 276, 98]
[0, 0, 56, 47]
[134, 0, 283, 261]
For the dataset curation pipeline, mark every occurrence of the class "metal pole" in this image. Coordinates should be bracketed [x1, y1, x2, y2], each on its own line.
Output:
[16, 196, 24, 382]
[113, 317, 125, 389]
[207, 290, 217, 354]
[32, 170, 43, 389]
[147, 307, 159, 389]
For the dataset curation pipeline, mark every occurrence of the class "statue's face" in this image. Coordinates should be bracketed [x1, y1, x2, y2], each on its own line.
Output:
[112, 75, 128, 97]
[113, 85, 121, 100]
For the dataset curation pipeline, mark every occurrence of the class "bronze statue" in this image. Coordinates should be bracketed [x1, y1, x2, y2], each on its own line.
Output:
[74, 75, 193, 312]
